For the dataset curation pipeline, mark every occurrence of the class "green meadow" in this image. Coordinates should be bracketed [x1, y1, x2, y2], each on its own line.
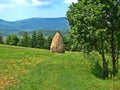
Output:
[0, 45, 119, 90]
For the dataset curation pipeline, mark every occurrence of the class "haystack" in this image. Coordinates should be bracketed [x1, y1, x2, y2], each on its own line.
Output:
[50, 32, 65, 53]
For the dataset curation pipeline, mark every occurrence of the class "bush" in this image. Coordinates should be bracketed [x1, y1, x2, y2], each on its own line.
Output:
[89, 51, 104, 78]
[5, 34, 19, 45]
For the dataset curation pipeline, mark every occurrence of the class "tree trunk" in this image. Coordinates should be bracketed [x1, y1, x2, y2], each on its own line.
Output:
[101, 49, 108, 78]
[111, 29, 117, 77]
[100, 32, 108, 78]
[116, 50, 119, 73]
[116, 36, 120, 73]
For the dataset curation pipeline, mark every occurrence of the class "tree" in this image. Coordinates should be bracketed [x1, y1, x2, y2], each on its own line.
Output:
[44, 35, 53, 49]
[5, 34, 19, 45]
[36, 32, 45, 49]
[63, 35, 73, 51]
[0, 33, 4, 44]
[67, 0, 120, 78]
[18, 32, 31, 47]
[31, 31, 37, 48]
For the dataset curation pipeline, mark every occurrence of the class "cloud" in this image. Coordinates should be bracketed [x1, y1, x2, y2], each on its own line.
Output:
[0, 0, 72, 13]
[64, 0, 78, 4]
[32, 0, 51, 6]
[11, 0, 28, 5]
[0, 0, 71, 21]
[0, 0, 30, 6]
[0, 0, 65, 7]
[0, 0, 29, 13]
[0, 3, 14, 13]
[30, 0, 63, 8]
[31, 0, 62, 7]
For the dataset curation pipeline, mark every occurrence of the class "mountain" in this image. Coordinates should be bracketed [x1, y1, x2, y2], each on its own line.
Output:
[0, 17, 69, 36]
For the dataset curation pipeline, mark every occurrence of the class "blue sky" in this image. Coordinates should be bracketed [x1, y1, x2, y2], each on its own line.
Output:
[0, 0, 77, 21]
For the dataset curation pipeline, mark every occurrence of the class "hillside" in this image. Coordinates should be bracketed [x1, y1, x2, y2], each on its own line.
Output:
[0, 17, 69, 36]
[0, 45, 119, 90]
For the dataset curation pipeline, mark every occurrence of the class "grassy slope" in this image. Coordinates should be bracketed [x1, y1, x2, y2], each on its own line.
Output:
[0, 45, 119, 90]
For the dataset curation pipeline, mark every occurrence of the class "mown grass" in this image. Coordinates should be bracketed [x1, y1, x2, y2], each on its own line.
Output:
[0, 44, 119, 90]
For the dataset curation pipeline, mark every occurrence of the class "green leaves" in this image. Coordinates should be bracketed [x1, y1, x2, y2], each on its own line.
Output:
[5, 34, 19, 46]
[67, 0, 120, 51]
[67, 0, 120, 77]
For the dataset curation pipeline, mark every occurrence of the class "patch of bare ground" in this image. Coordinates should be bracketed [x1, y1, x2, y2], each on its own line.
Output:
[0, 77, 18, 90]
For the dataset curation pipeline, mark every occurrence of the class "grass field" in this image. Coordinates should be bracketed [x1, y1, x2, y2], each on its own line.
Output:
[0, 45, 120, 90]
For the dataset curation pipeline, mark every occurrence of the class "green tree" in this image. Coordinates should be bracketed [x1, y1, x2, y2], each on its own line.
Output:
[36, 32, 45, 49]
[5, 34, 19, 45]
[18, 32, 31, 47]
[67, 0, 120, 78]
[44, 35, 53, 49]
[63, 35, 72, 51]
[0, 33, 4, 44]
[31, 31, 37, 48]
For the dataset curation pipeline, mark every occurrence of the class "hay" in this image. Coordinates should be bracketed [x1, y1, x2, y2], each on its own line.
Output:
[50, 32, 65, 53]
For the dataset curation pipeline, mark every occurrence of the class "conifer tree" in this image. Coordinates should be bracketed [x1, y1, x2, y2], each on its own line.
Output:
[36, 32, 45, 49]
[31, 31, 37, 48]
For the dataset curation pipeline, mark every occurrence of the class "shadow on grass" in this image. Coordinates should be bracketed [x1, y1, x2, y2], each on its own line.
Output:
[91, 60, 104, 79]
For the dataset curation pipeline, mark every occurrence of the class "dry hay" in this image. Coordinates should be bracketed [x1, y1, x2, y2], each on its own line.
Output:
[50, 32, 65, 53]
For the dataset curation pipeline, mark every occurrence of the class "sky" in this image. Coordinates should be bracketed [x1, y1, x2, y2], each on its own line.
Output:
[0, 0, 77, 21]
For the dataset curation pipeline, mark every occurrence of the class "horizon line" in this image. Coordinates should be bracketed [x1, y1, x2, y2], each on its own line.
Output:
[0, 17, 67, 22]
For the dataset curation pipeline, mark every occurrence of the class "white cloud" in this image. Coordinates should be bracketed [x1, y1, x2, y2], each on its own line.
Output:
[0, 4, 14, 13]
[64, 0, 78, 4]
[0, 0, 29, 14]
[10, 0, 30, 6]
[32, 0, 51, 6]
[11, 0, 27, 4]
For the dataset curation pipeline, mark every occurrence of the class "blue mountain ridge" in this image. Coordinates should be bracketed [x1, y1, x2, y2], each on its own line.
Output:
[0, 17, 69, 36]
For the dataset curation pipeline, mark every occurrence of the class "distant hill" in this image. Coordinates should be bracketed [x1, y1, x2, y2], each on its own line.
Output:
[0, 17, 69, 36]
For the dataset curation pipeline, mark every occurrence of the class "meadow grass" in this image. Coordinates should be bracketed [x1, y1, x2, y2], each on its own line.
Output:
[0, 44, 119, 90]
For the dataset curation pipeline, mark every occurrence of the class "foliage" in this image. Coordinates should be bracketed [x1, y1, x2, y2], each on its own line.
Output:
[31, 31, 37, 48]
[89, 51, 103, 78]
[36, 32, 45, 49]
[67, 0, 120, 78]
[4, 31, 71, 51]
[44, 35, 53, 49]
[5, 34, 19, 45]
[18, 32, 31, 47]
[0, 33, 4, 44]
[63, 35, 73, 51]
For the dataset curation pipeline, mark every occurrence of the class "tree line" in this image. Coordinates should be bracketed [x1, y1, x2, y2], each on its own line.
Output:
[0, 31, 53, 49]
[0, 31, 72, 51]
